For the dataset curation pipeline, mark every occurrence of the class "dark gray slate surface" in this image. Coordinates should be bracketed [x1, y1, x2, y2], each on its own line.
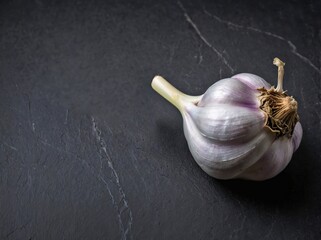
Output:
[1, 0, 320, 239]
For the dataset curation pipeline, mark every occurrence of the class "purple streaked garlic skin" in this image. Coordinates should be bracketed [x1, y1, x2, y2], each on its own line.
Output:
[151, 58, 302, 181]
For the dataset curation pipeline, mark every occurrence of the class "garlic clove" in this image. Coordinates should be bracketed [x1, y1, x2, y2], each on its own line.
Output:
[238, 137, 294, 181]
[236, 122, 302, 181]
[232, 73, 271, 90]
[185, 103, 266, 142]
[183, 112, 275, 179]
[292, 122, 303, 152]
[198, 78, 259, 108]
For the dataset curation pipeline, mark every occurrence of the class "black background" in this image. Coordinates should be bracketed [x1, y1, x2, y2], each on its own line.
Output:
[1, 0, 321, 239]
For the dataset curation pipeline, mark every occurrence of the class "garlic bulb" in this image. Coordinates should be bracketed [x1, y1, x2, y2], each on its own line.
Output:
[151, 58, 302, 181]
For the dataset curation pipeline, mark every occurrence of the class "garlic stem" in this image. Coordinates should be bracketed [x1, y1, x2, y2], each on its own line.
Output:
[151, 76, 202, 112]
[273, 57, 285, 92]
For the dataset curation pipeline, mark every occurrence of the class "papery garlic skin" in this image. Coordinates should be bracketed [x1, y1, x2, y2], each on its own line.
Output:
[187, 104, 266, 141]
[238, 122, 302, 180]
[183, 108, 275, 179]
[228, 73, 303, 180]
[183, 73, 302, 180]
[151, 60, 303, 181]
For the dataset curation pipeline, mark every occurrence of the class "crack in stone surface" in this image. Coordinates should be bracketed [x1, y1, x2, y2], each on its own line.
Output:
[5, 222, 29, 238]
[91, 117, 133, 240]
[31, 114, 133, 239]
[197, 43, 203, 65]
[64, 109, 69, 125]
[203, 9, 321, 75]
[27, 96, 36, 132]
[1, 141, 18, 151]
[177, 1, 235, 74]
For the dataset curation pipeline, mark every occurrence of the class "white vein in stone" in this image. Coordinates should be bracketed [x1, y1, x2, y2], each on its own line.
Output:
[27, 97, 35, 132]
[197, 44, 203, 65]
[64, 109, 69, 125]
[91, 117, 133, 240]
[1, 141, 18, 151]
[203, 9, 321, 75]
[37, 122, 134, 240]
[177, 1, 235, 74]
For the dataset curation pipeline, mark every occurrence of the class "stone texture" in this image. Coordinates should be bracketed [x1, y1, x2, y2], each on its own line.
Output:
[0, 0, 320, 239]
